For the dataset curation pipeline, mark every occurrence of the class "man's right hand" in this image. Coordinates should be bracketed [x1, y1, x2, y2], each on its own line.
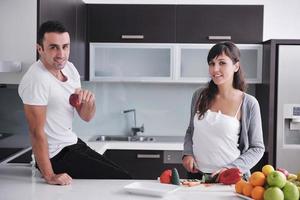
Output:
[182, 155, 199, 173]
[45, 173, 72, 185]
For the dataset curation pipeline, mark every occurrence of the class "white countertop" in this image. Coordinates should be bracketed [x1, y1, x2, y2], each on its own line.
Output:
[0, 165, 244, 200]
[87, 141, 183, 154]
[87, 136, 184, 154]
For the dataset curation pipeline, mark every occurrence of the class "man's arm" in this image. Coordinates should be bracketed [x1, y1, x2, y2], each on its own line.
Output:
[75, 89, 96, 122]
[24, 104, 72, 185]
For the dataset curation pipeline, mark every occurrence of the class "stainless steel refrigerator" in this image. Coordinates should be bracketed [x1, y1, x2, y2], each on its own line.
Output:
[276, 44, 300, 173]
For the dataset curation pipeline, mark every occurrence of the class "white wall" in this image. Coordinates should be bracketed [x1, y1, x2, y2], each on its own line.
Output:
[83, 0, 300, 41]
[0, 0, 37, 84]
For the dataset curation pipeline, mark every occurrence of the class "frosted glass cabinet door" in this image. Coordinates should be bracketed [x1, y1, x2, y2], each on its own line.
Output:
[239, 45, 262, 83]
[179, 44, 213, 82]
[90, 43, 174, 82]
[178, 44, 262, 83]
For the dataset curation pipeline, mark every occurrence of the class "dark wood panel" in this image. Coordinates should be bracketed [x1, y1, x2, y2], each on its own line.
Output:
[176, 5, 263, 43]
[38, 0, 87, 80]
[87, 4, 176, 43]
[104, 150, 186, 179]
[8, 149, 32, 164]
[0, 148, 23, 162]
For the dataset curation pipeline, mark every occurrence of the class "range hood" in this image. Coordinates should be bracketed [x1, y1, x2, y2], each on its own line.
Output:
[0, 61, 21, 72]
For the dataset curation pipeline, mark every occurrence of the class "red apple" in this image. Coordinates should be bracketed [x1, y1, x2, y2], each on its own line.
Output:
[160, 169, 172, 184]
[277, 168, 289, 178]
[219, 168, 242, 185]
[69, 93, 80, 108]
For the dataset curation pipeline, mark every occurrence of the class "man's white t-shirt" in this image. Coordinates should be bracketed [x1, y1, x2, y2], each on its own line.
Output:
[18, 60, 80, 158]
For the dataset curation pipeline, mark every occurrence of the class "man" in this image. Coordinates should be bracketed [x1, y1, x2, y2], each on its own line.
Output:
[18, 21, 131, 185]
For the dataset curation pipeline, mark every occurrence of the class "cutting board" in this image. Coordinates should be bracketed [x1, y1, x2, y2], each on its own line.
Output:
[180, 183, 235, 192]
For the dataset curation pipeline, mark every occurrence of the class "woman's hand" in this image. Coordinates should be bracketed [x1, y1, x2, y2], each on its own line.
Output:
[182, 155, 199, 173]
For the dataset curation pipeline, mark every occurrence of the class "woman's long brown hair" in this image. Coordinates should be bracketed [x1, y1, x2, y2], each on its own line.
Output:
[196, 42, 247, 119]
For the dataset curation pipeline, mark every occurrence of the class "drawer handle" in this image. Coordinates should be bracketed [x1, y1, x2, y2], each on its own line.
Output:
[121, 35, 144, 40]
[137, 154, 160, 159]
[208, 36, 232, 40]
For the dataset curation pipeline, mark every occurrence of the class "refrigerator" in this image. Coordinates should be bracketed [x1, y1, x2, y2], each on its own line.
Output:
[276, 44, 300, 173]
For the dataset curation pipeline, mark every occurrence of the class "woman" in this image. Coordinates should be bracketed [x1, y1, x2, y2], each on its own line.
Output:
[182, 42, 265, 179]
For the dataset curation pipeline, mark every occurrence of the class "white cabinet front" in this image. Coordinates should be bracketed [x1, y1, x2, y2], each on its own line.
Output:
[90, 43, 174, 82]
[90, 43, 262, 84]
[177, 44, 262, 83]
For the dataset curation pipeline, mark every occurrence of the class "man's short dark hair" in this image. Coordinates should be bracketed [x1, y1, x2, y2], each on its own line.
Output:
[37, 21, 68, 46]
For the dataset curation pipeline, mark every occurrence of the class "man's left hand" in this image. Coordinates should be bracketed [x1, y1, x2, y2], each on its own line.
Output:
[74, 88, 96, 122]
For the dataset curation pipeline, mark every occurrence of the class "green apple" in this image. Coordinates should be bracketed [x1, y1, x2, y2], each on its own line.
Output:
[282, 181, 299, 200]
[264, 187, 284, 200]
[267, 171, 287, 188]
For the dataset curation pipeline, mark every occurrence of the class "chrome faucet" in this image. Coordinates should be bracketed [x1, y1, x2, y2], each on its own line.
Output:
[123, 109, 144, 136]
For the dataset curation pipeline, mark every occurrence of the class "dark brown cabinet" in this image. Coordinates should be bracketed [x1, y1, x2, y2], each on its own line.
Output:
[38, 0, 87, 80]
[87, 4, 176, 43]
[176, 5, 263, 44]
[87, 4, 263, 44]
[103, 149, 187, 179]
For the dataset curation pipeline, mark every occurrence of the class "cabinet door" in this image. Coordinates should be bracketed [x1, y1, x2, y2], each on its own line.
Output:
[176, 5, 263, 44]
[103, 150, 187, 179]
[87, 4, 176, 43]
[89, 43, 174, 82]
[178, 44, 262, 83]
[39, 0, 87, 80]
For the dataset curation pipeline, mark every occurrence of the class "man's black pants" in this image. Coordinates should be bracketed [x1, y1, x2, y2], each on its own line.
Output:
[44, 138, 131, 179]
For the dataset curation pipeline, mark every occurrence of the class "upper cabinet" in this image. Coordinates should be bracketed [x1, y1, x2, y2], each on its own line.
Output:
[176, 5, 263, 44]
[90, 43, 262, 83]
[89, 43, 174, 82]
[178, 44, 262, 83]
[38, 0, 87, 80]
[87, 4, 263, 44]
[87, 4, 264, 83]
[87, 4, 176, 43]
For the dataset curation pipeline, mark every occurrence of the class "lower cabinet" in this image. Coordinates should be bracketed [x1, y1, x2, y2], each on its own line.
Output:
[103, 149, 187, 179]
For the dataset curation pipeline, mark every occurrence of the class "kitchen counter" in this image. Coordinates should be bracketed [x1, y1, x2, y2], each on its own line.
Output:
[0, 165, 244, 200]
[87, 136, 184, 154]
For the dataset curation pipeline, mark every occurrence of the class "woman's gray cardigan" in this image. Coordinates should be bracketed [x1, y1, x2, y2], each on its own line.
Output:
[183, 88, 265, 176]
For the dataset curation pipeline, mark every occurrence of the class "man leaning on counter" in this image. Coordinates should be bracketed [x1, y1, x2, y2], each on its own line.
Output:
[18, 20, 131, 185]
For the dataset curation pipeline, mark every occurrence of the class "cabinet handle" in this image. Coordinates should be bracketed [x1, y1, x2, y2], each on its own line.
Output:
[121, 35, 144, 40]
[137, 154, 160, 159]
[208, 36, 232, 40]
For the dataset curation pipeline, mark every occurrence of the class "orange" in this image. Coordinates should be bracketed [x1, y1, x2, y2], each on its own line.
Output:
[235, 179, 247, 194]
[242, 182, 254, 197]
[249, 171, 266, 186]
[251, 186, 265, 200]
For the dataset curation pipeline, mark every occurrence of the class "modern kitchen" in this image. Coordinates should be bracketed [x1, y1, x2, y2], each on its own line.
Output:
[1, 0, 300, 199]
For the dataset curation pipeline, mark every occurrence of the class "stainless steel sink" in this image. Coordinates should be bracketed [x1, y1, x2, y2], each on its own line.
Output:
[94, 135, 156, 142]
